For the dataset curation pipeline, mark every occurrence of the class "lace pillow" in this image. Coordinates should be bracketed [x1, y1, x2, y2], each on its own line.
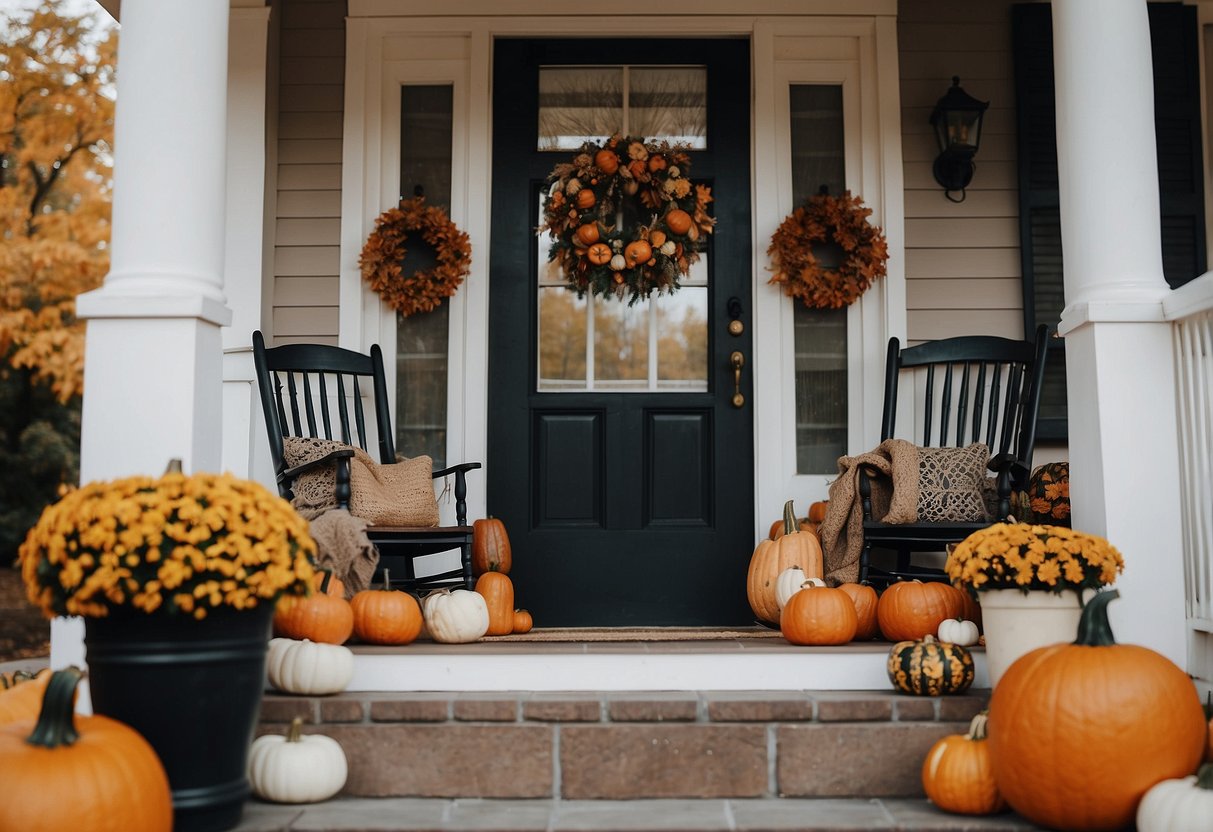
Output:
[916, 443, 991, 523]
[282, 436, 440, 527]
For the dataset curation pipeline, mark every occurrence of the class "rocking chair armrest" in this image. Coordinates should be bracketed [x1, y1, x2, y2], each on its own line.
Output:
[431, 461, 482, 526]
[280, 448, 355, 511]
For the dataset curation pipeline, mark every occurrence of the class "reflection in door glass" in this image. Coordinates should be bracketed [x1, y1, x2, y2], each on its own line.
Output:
[656, 288, 708, 387]
[630, 68, 707, 149]
[790, 84, 847, 474]
[538, 66, 708, 150]
[594, 300, 649, 388]
[539, 67, 623, 150]
[538, 288, 588, 390]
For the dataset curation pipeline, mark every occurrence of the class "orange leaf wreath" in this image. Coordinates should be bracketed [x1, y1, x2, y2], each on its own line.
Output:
[767, 190, 888, 309]
[359, 196, 472, 317]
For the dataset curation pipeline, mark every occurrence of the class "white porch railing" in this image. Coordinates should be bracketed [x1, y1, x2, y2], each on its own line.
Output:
[1167, 272, 1213, 694]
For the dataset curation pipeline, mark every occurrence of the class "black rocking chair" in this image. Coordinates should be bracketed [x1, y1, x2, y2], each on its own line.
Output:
[858, 325, 1049, 588]
[252, 330, 481, 592]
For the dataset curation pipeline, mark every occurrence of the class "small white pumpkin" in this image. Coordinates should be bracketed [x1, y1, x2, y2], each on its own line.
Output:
[266, 637, 354, 695]
[936, 618, 980, 647]
[774, 569, 826, 613]
[423, 588, 490, 643]
[248, 717, 348, 804]
[1136, 763, 1213, 832]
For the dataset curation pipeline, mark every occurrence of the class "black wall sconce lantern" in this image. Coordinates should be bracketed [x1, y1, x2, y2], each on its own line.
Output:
[929, 76, 989, 202]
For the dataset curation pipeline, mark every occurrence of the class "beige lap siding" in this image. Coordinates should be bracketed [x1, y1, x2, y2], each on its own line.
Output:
[271, 0, 347, 347]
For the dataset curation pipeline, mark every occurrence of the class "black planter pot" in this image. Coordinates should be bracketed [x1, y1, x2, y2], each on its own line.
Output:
[84, 605, 273, 832]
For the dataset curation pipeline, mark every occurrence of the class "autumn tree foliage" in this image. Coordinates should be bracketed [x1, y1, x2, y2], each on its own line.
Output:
[0, 2, 116, 562]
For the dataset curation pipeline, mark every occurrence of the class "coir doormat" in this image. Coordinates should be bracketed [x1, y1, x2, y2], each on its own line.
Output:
[488, 626, 782, 642]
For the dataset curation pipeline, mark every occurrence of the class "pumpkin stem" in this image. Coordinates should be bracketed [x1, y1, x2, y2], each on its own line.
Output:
[1204, 691, 1212, 720]
[25, 667, 84, 749]
[1073, 589, 1118, 647]
[382, 569, 392, 591]
[1195, 763, 1213, 791]
[319, 569, 334, 595]
[782, 500, 797, 536]
[286, 716, 304, 743]
[967, 711, 989, 741]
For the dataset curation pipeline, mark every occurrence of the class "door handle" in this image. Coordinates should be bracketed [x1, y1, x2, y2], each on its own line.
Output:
[730, 351, 745, 408]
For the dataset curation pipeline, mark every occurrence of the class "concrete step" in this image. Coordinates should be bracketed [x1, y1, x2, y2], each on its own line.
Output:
[233, 797, 1044, 831]
[258, 690, 992, 801]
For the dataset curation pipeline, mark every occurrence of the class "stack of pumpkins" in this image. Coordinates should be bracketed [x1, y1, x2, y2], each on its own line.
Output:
[919, 590, 1213, 832]
[749, 500, 982, 696]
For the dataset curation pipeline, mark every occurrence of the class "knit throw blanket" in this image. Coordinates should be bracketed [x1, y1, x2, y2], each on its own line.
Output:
[818, 438, 921, 585]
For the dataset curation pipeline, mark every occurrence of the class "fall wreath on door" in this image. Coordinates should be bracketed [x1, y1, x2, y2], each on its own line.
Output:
[539, 135, 715, 305]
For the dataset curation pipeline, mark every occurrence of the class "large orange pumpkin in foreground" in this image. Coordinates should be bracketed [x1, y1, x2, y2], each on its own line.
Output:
[350, 571, 424, 645]
[780, 584, 857, 645]
[0, 667, 173, 831]
[747, 500, 824, 625]
[988, 590, 1206, 831]
[272, 570, 355, 645]
[876, 579, 964, 642]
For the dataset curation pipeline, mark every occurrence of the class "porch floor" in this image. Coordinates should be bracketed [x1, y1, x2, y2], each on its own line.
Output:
[233, 796, 1044, 831]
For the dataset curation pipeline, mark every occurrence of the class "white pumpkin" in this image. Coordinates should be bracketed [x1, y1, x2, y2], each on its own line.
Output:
[423, 588, 490, 643]
[774, 569, 826, 613]
[1136, 764, 1213, 832]
[266, 637, 355, 695]
[248, 717, 348, 804]
[936, 618, 980, 647]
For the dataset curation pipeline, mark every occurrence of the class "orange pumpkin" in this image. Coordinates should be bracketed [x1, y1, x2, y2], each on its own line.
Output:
[921, 711, 1007, 816]
[747, 501, 825, 626]
[647, 153, 667, 173]
[594, 149, 619, 175]
[780, 584, 857, 646]
[0, 669, 51, 725]
[0, 668, 173, 831]
[768, 515, 817, 540]
[472, 516, 512, 575]
[575, 188, 596, 209]
[649, 230, 667, 248]
[475, 571, 515, 636]
[665, 208, 693, 235]
[316, 569, 346, 598]
[512, 609, 534, 634]
[876, 580, 964, 642]
[586, 243, 612, 266]
[988, 590, 1206, 831]
[836, 582, 880, 641]
[624, 240, 652, 268]
[575, 223, 600, 246]
[807, 501, 829, 524]
[350, 571, 424, 645]
[627, 159, 647, 179]
[273, 571, 354, 645]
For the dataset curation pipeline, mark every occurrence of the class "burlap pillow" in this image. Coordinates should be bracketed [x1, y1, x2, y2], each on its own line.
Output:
[283, 436, 440, 527]
[916, 443, 991, 523]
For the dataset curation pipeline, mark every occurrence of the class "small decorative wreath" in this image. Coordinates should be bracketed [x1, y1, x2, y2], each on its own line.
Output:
[767, 190, 889, 309]
[359, 196, 472, 317]
[539, 135, 715, 304]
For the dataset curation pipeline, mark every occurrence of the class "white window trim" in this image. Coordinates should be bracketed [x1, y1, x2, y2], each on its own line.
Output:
[339, 13, 905, 538]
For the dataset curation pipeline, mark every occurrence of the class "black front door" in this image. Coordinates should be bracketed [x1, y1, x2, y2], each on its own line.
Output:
[488, 38, 753, 626]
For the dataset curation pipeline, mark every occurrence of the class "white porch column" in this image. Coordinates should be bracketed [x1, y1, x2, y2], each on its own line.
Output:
[221, 4, 275, 488]
[1053, 0, 1187, 666]
[62, 0, 233, 669]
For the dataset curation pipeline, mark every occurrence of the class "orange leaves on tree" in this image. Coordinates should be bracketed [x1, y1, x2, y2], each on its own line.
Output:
[1, 2, 116, 402]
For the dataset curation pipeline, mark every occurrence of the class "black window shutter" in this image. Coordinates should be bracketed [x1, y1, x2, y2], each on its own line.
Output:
[1012, 2, 1206, 442]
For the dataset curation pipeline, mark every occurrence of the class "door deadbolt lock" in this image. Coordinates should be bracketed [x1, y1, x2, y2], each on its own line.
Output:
[730, 351, 745, 408]
[727, 296, 744, 336]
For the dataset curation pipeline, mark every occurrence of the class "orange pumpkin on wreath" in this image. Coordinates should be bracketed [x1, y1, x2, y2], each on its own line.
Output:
[767, 189, 888, 309]
[359, 195, 472, 317]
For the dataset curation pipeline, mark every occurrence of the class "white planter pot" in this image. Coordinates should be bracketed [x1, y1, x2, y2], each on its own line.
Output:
[979, 588, 1084, 686]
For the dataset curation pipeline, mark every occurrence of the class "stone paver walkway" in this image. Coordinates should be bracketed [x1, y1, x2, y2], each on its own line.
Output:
[233, 797, 1044, 831]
